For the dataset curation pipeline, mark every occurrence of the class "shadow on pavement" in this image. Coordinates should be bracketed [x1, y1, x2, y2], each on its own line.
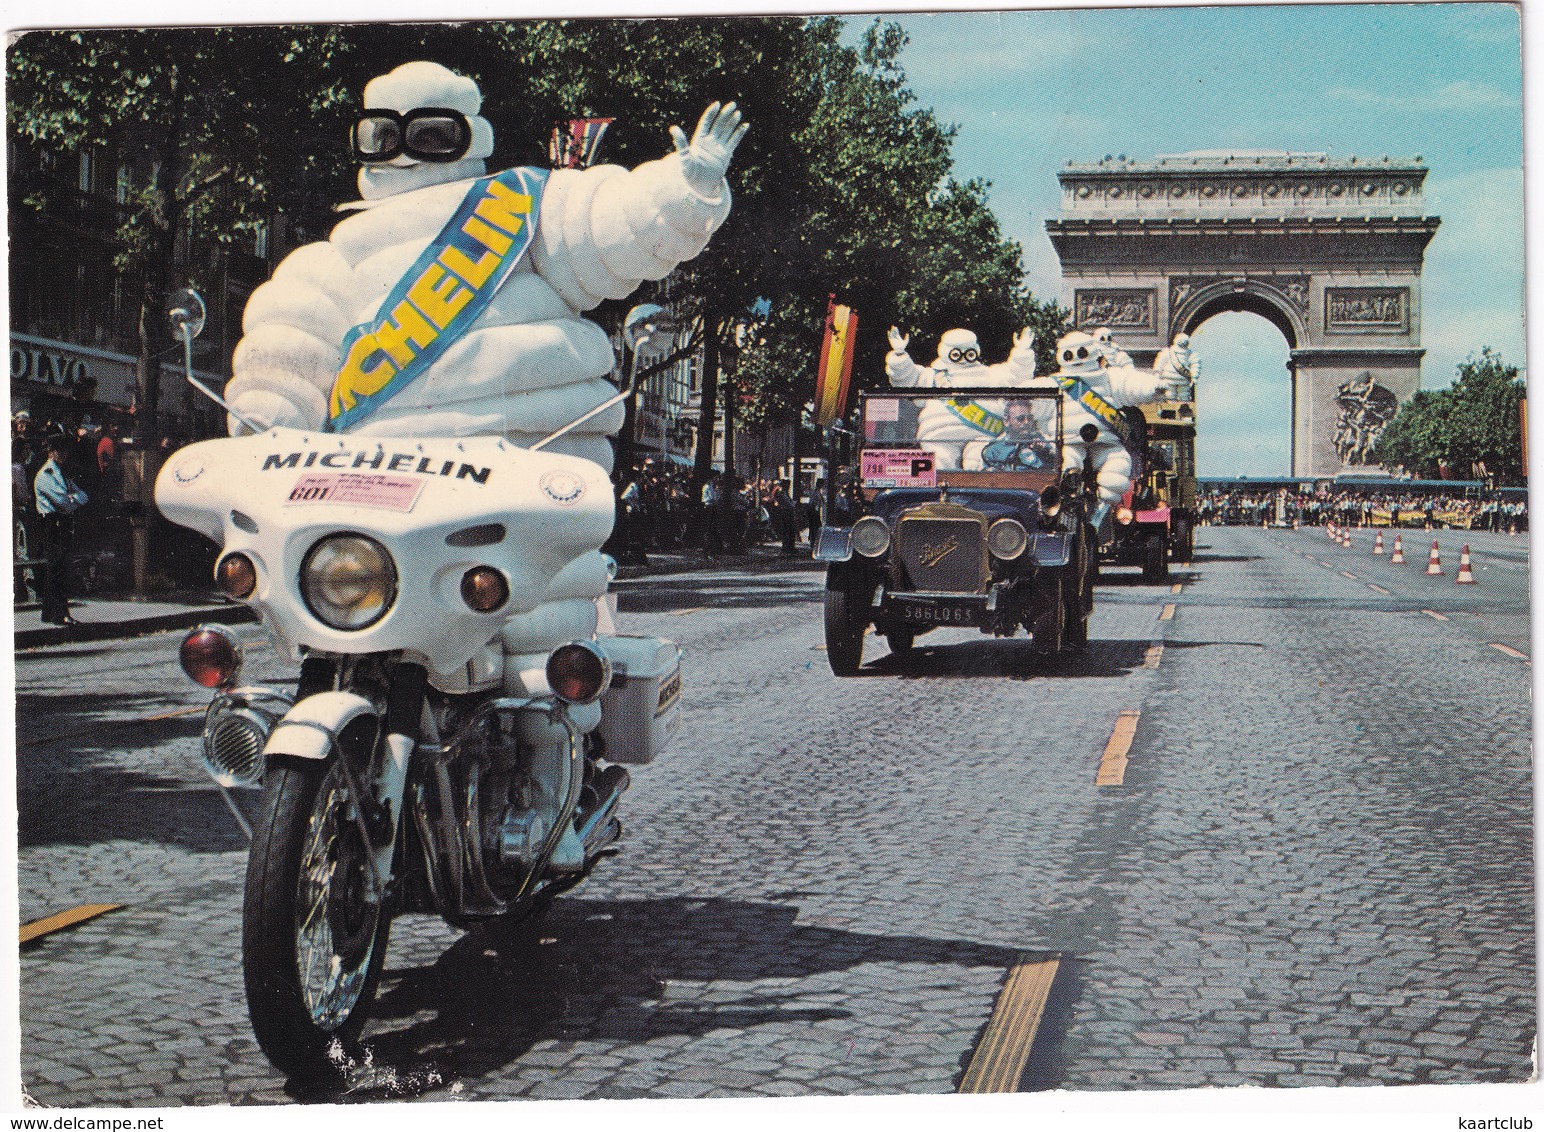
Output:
[616, 571, 823, 615]
[323, 894, 1024, 1101]
[17, 689, 247, 854]
[859, 637, 1149, 681]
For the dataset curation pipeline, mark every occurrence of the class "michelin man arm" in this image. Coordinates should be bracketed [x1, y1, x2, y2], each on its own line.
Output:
[886, 326, 924, 386]
[533, 103, 748, 312]
[1004, 327, 1037, 382]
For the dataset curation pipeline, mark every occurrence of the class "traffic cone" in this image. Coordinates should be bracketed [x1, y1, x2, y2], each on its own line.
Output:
[1372, 531, 1385, 555]
[1426, 540, 1443, 576]
[1455, 544, 1476, 584]
[1342, 530, 1353, 549]
[1390, 534, 1407, 564]
[1327, 522, 1337, 540]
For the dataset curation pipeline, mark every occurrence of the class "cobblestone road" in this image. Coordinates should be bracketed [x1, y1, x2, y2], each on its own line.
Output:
[14, 527, 1535, 1107]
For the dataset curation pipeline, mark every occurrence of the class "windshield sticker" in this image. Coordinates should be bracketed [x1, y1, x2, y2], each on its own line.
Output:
[861, 448, 936, 489]
[867, 398, 900, 422]
[169, 456, 205, 485]
[540, 470, 587, 506]
[285, 472, 425, 512]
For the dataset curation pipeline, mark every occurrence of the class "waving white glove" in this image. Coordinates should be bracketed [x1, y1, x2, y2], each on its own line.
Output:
[670, 101, 749, 198]
[1011, 327, 1035, 356]
[887, 326, 910, 355]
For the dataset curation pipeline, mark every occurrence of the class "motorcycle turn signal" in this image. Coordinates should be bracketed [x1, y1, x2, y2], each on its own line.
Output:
[461, 565, 510, 613]
[546, 640, 612, 705]
[216, 552, 258, 600]
[180, 623, 245, 689]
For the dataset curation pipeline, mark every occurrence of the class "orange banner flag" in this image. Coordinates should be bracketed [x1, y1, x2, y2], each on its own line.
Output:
[814, 296, 858, 426]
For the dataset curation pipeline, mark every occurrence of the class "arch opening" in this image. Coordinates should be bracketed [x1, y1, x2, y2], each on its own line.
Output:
[1189, 311, 1293, 479]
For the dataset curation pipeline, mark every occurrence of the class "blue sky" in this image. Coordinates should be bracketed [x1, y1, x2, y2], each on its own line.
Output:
[856, 4, 1524, 476]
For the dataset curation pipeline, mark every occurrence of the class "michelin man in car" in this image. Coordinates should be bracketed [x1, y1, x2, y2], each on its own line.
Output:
[1047, 329, 1171, 527]
[885, 325, 1039, 470]
[223, 60, 747, 871]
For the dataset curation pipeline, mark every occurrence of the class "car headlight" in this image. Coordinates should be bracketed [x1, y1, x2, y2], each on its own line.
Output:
[987, 518, 1029, 560]
[300, 533, 397, 631]
[851, 515, 891, 558]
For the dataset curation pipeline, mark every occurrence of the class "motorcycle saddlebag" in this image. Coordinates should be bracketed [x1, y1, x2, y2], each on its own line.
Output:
[596, 635, 682, 765]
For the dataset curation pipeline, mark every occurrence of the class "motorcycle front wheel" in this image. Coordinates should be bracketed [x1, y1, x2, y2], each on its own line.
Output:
[243, 739, 390, 1079]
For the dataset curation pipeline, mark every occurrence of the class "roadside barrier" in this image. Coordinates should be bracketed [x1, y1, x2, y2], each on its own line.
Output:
[1426, 540, 1444, 576]
[1455, 544, 1476, 584]
[1390, 534, 1407, 564]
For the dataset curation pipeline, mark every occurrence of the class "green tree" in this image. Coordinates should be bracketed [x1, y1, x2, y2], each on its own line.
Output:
[1373, 349, 1526, 482]
[732, 21, 1068, 461]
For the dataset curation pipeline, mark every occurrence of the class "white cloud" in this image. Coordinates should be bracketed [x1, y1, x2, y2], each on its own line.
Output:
[1418, 166, 1525, 388]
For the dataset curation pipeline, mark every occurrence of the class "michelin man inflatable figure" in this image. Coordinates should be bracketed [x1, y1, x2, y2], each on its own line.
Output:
[885, 325, 1038, 470]
[1047, 330, 1171, 527]
[226, 60, 747, 871]
[1153, 332, 1200, 401]
[1091, 326, 1132, 369]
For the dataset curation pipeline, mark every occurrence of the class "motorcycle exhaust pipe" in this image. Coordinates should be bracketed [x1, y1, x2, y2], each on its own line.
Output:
[577, 764, 630, 850]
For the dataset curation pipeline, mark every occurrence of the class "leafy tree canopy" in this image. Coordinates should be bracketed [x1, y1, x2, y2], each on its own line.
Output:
[1372, 348, 1526, 483]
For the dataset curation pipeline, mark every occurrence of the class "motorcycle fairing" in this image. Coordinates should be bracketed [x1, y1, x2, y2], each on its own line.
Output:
[156, 428, 614, 673]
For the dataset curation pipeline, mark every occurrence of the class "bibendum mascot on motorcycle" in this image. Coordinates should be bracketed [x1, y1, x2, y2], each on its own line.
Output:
[1044, 329, 1176, 528]
[885, 325, 1039, 470]
[224, 60, 747, 872]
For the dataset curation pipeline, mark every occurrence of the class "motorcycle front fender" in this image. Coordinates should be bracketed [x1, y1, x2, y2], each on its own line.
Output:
[262, 691, 378, 761]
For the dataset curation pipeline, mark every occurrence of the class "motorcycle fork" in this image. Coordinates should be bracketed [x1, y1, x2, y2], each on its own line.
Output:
[331, 660, 426, 909]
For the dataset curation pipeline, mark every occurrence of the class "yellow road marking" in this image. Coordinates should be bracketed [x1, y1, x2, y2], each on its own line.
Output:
[1339, 571, 1359, 580]
[1367, 583, 1390, 595]
[1158, 603, 1175, 621]
[1170, 582, 1182, 594]
[20, 904, 123, 945]
[957, 953, 1061, 1093]
[1096, 709, 1141, 786]
[1143, 644, 1164, 669]
[1421, 609, 1449, 622]
[1489, 643, 1530, 661]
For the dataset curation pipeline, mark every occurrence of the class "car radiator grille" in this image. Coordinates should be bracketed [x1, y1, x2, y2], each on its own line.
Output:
[895, 515, 987, 593]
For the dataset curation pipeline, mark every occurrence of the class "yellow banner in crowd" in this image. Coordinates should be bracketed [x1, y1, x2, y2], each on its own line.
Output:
[814, 298, 858, 426]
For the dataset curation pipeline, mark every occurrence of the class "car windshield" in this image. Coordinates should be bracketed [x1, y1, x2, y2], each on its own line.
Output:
[857, 388, 1063, 493]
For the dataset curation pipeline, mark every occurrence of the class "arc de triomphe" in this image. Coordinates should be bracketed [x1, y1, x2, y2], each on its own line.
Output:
[1045, 152, 1440, 477]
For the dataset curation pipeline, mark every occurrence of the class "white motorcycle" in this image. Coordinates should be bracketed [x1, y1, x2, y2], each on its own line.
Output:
[155, 294, 682, 1078]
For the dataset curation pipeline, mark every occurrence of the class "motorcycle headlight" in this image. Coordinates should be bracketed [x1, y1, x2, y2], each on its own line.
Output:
[851, 515, 891, 558]
[300, 534, 397, 631]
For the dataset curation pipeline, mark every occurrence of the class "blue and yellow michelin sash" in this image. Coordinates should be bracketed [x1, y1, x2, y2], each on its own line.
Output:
[327, 166, 548, 432]
[1053, 372, 1132, 447]
[943, 398, 1005, 436]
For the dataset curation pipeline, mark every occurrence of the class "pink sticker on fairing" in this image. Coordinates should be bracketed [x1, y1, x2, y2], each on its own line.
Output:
[285, 472, 425, 512]
[861, 448, 936, 489]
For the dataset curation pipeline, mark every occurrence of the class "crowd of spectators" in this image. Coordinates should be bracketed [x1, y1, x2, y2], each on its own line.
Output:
[607, 457, 856, 565]
[1197, 488, 1528, 532]
[12, 408, 215, 614]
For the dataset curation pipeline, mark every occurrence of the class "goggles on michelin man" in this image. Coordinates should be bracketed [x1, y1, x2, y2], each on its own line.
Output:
[946, 347, 981, 364]
[352, 108, 473, 164]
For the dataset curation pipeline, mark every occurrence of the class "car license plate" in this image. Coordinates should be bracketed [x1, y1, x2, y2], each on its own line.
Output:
[894, 598, 981, 626]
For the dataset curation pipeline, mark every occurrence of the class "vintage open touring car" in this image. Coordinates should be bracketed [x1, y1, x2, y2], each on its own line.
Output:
[813, 387, 1095, 676]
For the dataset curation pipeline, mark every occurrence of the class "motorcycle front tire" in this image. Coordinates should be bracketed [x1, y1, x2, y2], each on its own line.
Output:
[243, 750, 391, 1080]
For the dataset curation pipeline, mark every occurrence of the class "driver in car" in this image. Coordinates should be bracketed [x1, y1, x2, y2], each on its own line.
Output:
[973, 398, 1055, 470]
